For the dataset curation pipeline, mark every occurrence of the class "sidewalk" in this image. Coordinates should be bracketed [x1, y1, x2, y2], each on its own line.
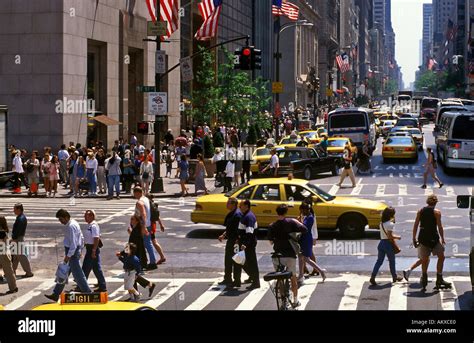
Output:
[0, 164, 217, 199]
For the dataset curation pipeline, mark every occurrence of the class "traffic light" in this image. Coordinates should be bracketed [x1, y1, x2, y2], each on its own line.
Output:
[137, 122, 149, 135]
[252, 48, 262, 70]
[234, 46, 252, 70]
[315, 77, 320, 90]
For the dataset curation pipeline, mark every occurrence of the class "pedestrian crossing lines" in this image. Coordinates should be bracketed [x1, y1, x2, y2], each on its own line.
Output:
[315, 183, 471, 198]
[4, 274, 471, 311]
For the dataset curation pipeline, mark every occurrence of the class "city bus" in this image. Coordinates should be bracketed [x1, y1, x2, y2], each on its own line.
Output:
[327, 107, 377, 150]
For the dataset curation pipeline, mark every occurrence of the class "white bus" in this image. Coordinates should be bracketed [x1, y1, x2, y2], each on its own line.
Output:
[327, 108, 377, 150]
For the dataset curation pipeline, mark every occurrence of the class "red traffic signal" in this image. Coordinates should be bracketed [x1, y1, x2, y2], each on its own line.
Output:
[242, 48, 251, 56]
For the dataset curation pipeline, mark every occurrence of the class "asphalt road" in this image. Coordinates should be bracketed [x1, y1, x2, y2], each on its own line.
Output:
[0, 124, 472, 310]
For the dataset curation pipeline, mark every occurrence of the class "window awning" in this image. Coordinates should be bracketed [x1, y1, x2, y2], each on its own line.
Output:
[92, 115, 121, 126]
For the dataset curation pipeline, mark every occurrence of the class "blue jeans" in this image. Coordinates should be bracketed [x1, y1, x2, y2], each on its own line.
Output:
[143, 226, 156, 265]
[107, 174, 120, 197]
[371, 240, 397, 279]
[86, 169, 97, 194]
[53, 247, 91, 296]
[82, 246, 107, 290]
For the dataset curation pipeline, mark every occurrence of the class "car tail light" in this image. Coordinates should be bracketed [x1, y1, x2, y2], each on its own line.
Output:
[404, 147, 415, 151]
[195, 204, 203, 211]
[449, 142, 461, 149]
[383, 147, 393, 151]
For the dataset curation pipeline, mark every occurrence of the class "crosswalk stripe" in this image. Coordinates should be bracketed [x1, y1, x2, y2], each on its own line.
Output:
[328, 185, 339, 195]
[375, 184, 385, 197]
[337, 278, 365, 310]
[398, 184, 408, 196]
[445, 187, 456, 198]
[439, 278, 459, 311]
[235, 281, 270, 310]
[424, 186, 434, 196]
[298, 279, 318, 310]
[146, 280, 186, 308]
[5, 280, 55, 310]
[388, 282, 407, 310]
[351, 184, 363, 196]
[184, 283, 226, 310]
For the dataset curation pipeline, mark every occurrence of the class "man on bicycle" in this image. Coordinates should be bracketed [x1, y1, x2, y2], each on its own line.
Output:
[267, 204, 308, 307]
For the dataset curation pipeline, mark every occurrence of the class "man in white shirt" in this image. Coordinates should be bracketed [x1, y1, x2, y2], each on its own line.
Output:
[81, 210, 107, 292]
[133, 187, 157, 270]
[45, 209, 91, 301]
[58, 144, 70, 184]
[12, 150, 25, 193]
[262, 148, 279, 177]
[85, 153, 98, 196]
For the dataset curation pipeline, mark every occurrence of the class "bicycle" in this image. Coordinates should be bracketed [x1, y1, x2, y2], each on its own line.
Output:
[263, 252, 296, 311]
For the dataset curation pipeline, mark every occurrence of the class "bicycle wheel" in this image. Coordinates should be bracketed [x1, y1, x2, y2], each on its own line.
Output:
[274, 279, 282, 310]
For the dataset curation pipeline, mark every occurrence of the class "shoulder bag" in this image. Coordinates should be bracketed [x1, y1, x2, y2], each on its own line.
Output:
[381, 222, 401, 254]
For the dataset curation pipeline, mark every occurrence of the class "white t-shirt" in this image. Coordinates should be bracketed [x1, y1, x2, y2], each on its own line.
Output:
[270, 154, 279, 169]
[137, 196, 151, 227]
[380, 221, 394, 240]
[83, 221, 100, 245]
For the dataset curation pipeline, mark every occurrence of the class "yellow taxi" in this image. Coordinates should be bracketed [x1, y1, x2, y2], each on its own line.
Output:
[278, 135, 298, 148]
[390, 126, 424, 150]
[316, 127, 328, 138]
[382, 135, 418, 163]
[298, 130, 321, 144]
[326, 137, 358, 161]
[32, 292, 155, 311]
[191, 178, 387, 238]
[250, 147, 272, 175]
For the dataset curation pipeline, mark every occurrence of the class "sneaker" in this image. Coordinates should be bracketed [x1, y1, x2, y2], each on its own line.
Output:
[44, 293, 59, 302]
[23, 273, 34, 278]
[439, 183, 444, 189]
[148, 283, 156, 297]
[392, 276, 403, 283]
[369, 277, 377, 286]
[403, 269, 411, 282]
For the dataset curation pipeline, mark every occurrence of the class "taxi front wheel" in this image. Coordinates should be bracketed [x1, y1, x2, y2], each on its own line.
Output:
[338, 213, 366, 239]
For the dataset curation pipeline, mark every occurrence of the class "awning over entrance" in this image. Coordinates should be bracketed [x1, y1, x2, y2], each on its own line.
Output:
[92, 115, 121, 126]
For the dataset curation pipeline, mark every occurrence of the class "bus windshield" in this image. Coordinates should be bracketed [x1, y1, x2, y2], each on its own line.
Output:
[329, 113, 366, 129]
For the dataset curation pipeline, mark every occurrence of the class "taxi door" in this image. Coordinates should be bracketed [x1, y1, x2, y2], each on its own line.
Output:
[249, 183, 285, 227]
[282, 184, 329, 228]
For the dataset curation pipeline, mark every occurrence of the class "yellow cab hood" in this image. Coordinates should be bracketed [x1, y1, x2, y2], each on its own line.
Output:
[327, 196, 387, 212]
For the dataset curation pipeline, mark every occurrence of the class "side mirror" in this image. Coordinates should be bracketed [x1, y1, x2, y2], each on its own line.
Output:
[457, 195, 471, 209]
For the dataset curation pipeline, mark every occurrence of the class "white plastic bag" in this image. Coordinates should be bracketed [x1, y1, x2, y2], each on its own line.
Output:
[55, 262, 70, 285]
[232, 250, 246, 265]
[311, 217, 319, 240]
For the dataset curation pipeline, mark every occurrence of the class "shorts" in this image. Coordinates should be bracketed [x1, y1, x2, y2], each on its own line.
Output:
[418, 242, 444, 258]
[124, 270, 136, 290]
[272, 257, 297, 275]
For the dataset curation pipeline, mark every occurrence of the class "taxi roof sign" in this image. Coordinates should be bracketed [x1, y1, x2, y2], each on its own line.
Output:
[60, 292, 108, 305]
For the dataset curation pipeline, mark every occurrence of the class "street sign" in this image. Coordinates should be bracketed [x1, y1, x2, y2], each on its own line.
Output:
[147, 21, 167, 36]
[137, 86, 156, 93]
[156, 50, 166, 74]
[148, 92, 168, 116]
[272, 82, 283, 94]
[180, 56, 194, 82]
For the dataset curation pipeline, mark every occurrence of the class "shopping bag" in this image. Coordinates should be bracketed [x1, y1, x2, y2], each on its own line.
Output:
[232, 250, 246, 265]
[55, 262, 70, 285]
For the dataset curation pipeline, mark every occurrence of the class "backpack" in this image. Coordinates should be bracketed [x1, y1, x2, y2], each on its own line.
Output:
[147, 196, 160, 223]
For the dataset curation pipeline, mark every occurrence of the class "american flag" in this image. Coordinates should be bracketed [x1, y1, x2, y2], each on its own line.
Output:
[145, 0, 180, 39]
[272, 0, 300, 21]
[336, 53, 350, 73]
[195, 0, 222, 40]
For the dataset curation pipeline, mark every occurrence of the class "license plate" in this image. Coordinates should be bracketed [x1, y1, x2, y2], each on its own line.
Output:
[395, 149, 403, 153]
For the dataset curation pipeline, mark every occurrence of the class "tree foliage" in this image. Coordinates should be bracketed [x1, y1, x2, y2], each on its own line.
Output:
[189, 48, 272, 131]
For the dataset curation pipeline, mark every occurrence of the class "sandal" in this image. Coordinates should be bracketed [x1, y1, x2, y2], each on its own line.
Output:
[157, 258, 167, 265]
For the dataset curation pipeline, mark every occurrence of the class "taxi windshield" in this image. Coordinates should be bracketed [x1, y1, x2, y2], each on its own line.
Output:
[386, 137, 412, 145]
[225, 183, 248, 197]
[255, 148, 270, 156]
[280, 137, 297, 144]
[327, 139, 347, 147]
[307, 183, 335, 201]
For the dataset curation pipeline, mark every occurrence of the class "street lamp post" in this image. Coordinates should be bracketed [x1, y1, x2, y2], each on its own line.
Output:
[274, 20, 313, 142]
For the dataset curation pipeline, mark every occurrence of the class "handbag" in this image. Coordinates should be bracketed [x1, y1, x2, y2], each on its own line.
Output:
[381, 223, 401, 254]
[232, 250, 246, 265]
[55, 262, 70, 285]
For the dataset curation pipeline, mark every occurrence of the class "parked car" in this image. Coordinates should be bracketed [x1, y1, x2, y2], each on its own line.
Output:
[258, 147, 339, 179]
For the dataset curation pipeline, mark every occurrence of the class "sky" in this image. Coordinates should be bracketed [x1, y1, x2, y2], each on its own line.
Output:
[392, 0, 432, 88]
